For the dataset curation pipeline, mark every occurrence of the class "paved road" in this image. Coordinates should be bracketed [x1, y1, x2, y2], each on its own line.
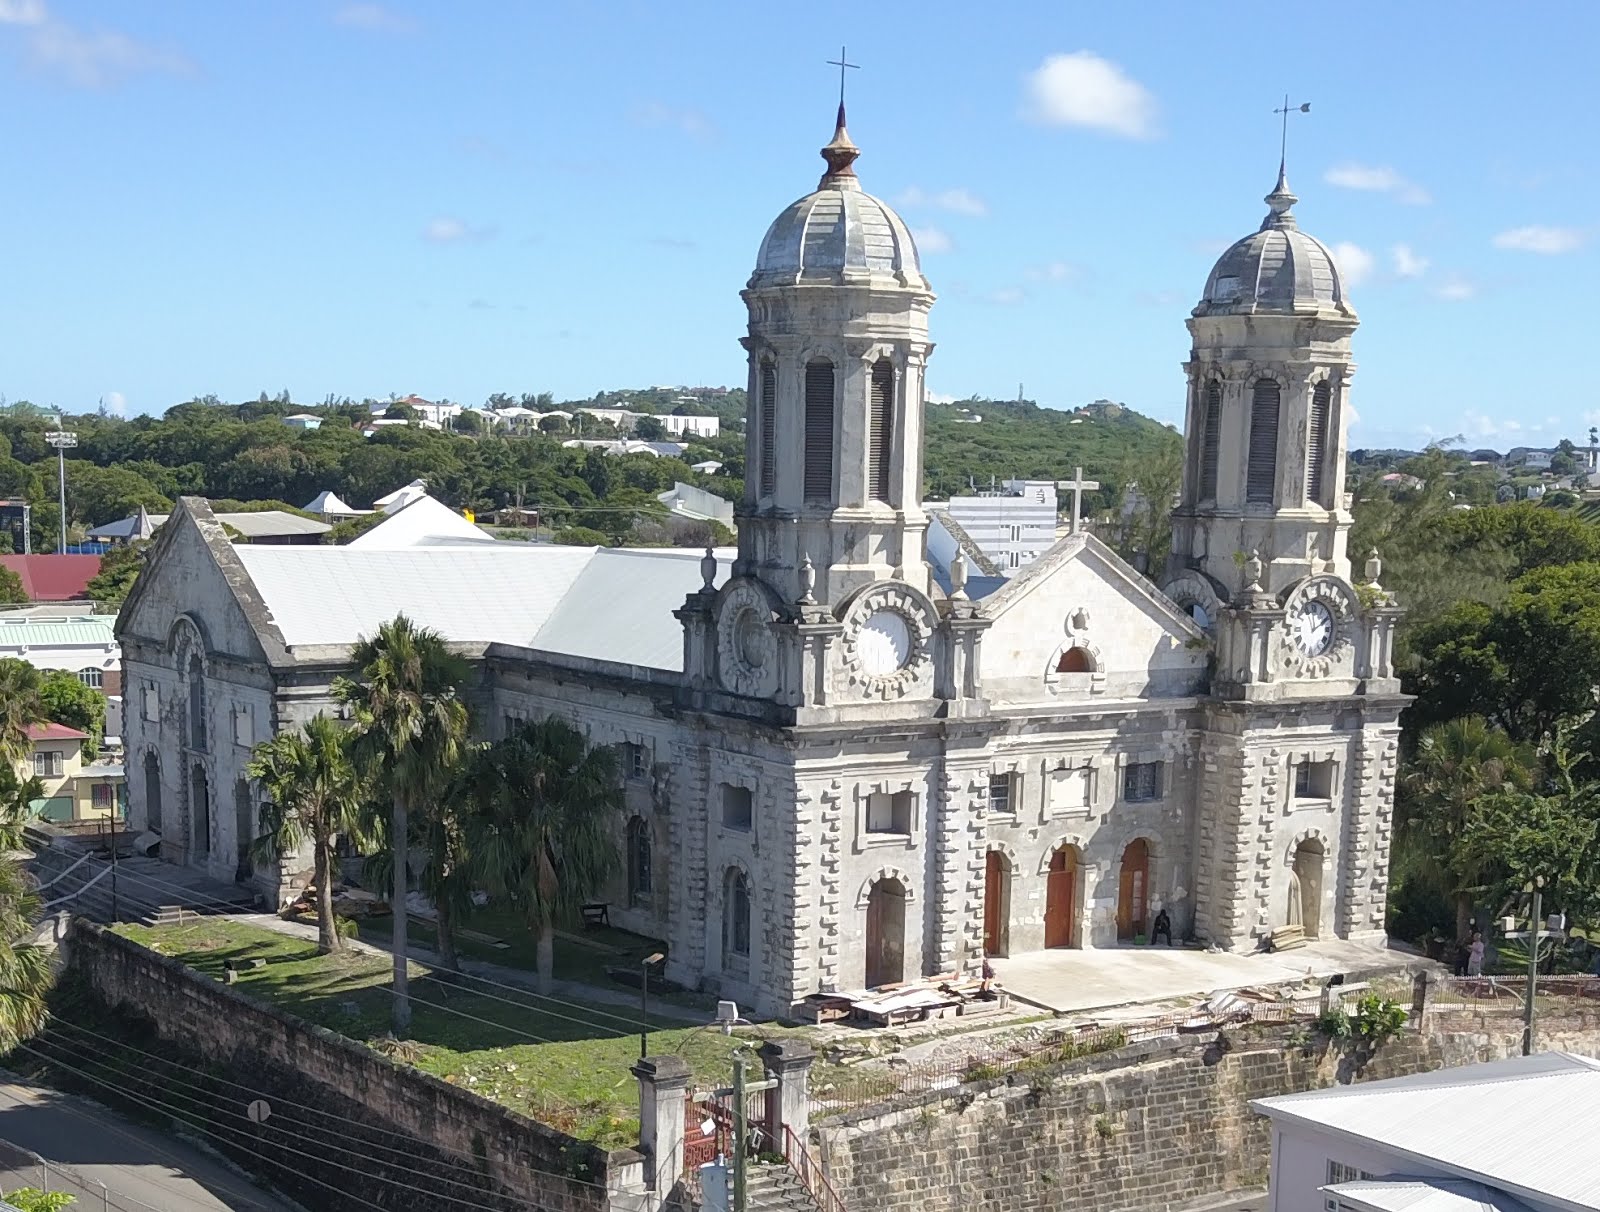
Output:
[0, 1075, 300, 1212]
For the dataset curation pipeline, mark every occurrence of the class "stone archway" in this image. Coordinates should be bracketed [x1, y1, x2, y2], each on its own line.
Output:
[865, 877, 907, 988]
[1291, 838, 1326, 938]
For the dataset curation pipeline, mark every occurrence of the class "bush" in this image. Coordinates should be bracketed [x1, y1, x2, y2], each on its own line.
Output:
[1315, 1006, 1351, 1039]
[553, 526, 611, 547]
[1349, 994, 1408, 1044]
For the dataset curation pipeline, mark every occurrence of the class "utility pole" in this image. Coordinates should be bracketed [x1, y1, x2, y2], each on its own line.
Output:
[731, 1053, 747, 1212]
[45, 416, 78, 553]
[1504, 875, 1565, 1056]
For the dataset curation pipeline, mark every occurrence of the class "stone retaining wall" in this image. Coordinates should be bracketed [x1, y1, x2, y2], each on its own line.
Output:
[813, 1012, 1600, 1212]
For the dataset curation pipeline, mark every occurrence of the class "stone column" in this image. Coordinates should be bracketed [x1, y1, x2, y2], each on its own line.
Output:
[633, 1054, 692, 1201]
[759, 1040, 816, 1143]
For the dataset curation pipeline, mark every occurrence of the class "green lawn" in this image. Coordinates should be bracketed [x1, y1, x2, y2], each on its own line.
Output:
[112, 920, 808, 1147]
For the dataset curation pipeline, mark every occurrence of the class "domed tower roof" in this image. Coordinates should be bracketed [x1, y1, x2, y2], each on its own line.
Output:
[748, 105, 927, 292]
[1195, 168, 1355, 319]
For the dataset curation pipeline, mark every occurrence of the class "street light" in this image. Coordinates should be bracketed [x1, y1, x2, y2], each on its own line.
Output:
[639, 951, 665, 1058]
[1502, 875, 1567, 1056]
[45, 418, 78, 554]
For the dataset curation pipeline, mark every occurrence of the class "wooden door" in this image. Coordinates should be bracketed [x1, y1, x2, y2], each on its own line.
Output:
[983, 851, 1008, 956]
[1044, 847, 1076, 948]
[1117, 839, 1150, 940]
[865, 879, 906, 988]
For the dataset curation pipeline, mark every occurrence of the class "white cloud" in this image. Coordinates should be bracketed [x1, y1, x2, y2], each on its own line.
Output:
[1025, 261, 1078, 283]
[1330, 242, 1375, 287]
[333, 4, 416, 33]
[1391, 244, 1429, 278]
[631, 100, 715, 141]
[1345, 403, 1362, 426]
[1021, 51, 1158, 139]
[925, 390, 956, 405]
[0, 0, 46, 25]
[422, 216, 494, 244]
[911, 226, 953, 255]
[1460, 410, 1536, 439]
[1323, 163, 1431, 205]
[1433, 276, 1477, 302]
[100, 390, 126, 416]
[897, 187, 988, 217]
[986, 286, 1026, 305]
[1492, 225, 1588, 254]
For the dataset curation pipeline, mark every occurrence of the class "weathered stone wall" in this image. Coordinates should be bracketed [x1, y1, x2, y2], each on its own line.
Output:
[65, 920, 640, 1212]
[814, 1015, 1600, 1212]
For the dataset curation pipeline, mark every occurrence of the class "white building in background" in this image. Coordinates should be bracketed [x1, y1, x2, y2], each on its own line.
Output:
[659, 414, 720, 438]
[928, 480, 1059, 572]
[1254, 1052, 1600, 1212]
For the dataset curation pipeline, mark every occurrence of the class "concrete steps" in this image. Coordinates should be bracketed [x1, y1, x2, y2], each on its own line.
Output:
[746, 1164, 827, 1212]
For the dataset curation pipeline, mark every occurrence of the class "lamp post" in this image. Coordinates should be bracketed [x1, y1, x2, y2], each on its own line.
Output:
[1503, 875, 1566, 1056]
[639, 951, 665, 1058]
[45, 418, 78, 553]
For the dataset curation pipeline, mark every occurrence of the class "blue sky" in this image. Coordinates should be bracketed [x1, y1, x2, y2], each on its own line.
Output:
[0, 1, 1594, 450]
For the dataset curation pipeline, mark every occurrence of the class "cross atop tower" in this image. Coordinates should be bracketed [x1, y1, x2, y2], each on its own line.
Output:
[826, 46, 859, 109]
[1057, 467, 1100, 535]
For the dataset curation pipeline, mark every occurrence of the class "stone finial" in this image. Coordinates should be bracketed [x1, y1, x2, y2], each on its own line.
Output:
[818, 103, 861, 189]
[1365, 548, 1383, 588]
[949, 549, 968, 601]
[1244, 549, 1264, 592]
[1262, 164, 1299, 231]
[700, 544, 717, 592]
[798, 554, 817, 605]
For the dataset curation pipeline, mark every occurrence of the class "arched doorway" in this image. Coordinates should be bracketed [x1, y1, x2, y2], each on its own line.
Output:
[1044, 846, 1078, 948]
[1117, 839, 1151, 941]
[1292, 839, 1325, 938]
[983, 851, 1010, 957]
[190, 764, 210, 857]
[865, 877, 907, 988]
[143, 752, 163, 832]
[1056, 647, 1093, 674]
[234, 779, 254, 880]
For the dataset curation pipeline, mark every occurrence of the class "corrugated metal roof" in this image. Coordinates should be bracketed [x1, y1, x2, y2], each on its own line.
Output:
[348, 495, 496, 549]
[0, 616, 117, 648]
[1325, 1179, 1535, 1212]
[1255, 1053, 1600, 1210]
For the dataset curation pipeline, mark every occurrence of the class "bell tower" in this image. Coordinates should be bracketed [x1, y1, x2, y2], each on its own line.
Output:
[735, 103, 935, 609]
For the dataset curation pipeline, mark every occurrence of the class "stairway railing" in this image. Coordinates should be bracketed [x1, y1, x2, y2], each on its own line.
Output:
[781, 1124, 846, 1212]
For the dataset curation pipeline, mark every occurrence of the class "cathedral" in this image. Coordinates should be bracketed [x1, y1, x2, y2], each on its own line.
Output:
[116, 102, 1405, 1016]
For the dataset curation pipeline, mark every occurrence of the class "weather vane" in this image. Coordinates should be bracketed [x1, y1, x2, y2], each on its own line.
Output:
[1273, 95, 1311, 171]
[826, 46, 859, 109]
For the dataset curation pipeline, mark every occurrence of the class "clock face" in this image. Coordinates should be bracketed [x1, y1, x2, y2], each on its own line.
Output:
[1292, 600, 1335, 657]
[857, 610, 912, 676]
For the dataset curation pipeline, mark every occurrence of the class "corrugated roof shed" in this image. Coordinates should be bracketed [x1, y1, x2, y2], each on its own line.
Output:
[1326, 1179, 1536, 1212]
[1255, 1052, 1600, 1211]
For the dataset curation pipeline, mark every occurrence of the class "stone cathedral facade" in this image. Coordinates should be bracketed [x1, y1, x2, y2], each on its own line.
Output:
[117, 111, 1404, 1017]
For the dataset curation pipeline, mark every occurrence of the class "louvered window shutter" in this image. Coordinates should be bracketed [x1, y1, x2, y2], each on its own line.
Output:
[1306, 380, 1331, 505]
[759, 362, 777, 497]
[1246, 379, 1280, 504]
[1199, 380, 1222, 500]
[803, 361, 835, 503]
[869, 359, 895, 502]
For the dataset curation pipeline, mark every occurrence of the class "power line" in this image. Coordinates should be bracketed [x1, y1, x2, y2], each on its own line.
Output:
[414, 966, 658, 1033]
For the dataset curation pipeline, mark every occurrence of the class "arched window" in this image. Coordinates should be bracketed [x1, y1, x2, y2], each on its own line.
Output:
[758, 361, 777, 498]
[1198, 379, 1222, 500]
[627, 817, 652, 905]
[1056, 646, 1094, 674]
[1246, 379, 1281, 504]
[234, 779, 255, 878]
[190, 762, 210, 856]
[722, 868, 751, 968]
[143, 751, 163, 832]
[803, 360, 835, 504]
[868, 358, 895, 503]
[187, 655, 207, 751]
[1306, 380, 1331, 506]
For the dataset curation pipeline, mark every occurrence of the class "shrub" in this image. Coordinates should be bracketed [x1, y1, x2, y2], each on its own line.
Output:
[1350, 994, 1408, 1044]
[1315, 1006, 1351, 1039]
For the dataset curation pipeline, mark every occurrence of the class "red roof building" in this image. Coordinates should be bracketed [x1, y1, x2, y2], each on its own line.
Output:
[25, 722, 89, 742]
[0, 555, 102, 602]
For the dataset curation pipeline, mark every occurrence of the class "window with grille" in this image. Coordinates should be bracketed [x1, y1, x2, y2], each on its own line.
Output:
[1246, 379, 1281, 504]
[988, 773, 1014, 815]
[1307, 380, 1331, 505]
[803, 361, 835, 503]
[723, 868, 751, 964]
[622, 742, 648, 780]
[1199, 379, 1222, 499]
[187, 655, 207, 751]
[627, 817, 652, 903]
[76, 668, 103, 689]
[1123, 761, 1163, 803]
[759, 361, 777, 497]
[869, 358, 894, 502]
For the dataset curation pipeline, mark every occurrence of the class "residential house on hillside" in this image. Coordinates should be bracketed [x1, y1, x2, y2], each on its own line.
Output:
[23, 722, 123, 824]
[1253, 1052, 1600, 1212]
[0, 554, 102, 602]
[282, 413, 323, 430]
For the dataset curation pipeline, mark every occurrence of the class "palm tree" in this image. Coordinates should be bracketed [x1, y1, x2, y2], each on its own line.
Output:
[1398, 715, 1534, 941]
[246, 715, 369, 955]
[471, 717, 620, 993]
[334, 615, 470, 1035]
[0, 773, 51, 1054]
[0, 659, 44, 767]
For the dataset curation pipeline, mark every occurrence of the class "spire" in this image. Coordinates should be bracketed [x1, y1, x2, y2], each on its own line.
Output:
[1261, 162, 1299, 231]
[819, 102, 861, 189]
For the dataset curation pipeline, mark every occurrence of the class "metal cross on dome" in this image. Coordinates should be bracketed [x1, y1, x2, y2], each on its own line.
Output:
[826, 46, 859, 108]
